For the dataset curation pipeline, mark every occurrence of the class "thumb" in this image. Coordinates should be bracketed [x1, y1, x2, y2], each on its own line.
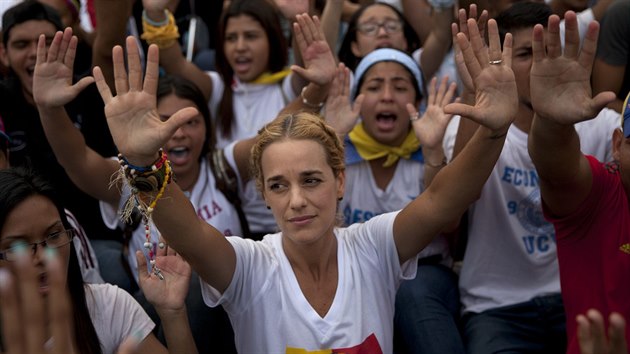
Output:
[71, 76, 95, 96]
[444, 102, 475, 121]
[135, 251, 149, 285]
[353, 94, 365, 117]
[588, 92, 616, 116]
[290, 65, 309, 81]
[163, 107, 198, 136]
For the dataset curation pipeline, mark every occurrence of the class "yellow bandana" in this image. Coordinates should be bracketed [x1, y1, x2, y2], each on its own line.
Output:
[348, 123, 420, 167]
[251, 68, 292, 85]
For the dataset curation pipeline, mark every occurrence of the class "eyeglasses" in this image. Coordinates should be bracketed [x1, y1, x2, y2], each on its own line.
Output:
[0, 229, 76, 261]
[356, 20, 403, 37]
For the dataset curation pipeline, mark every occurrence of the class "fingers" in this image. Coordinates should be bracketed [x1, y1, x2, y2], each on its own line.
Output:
[546, 14, 562, 59]
[576, 314, 594, 354]
[46, 249, 74, 354]
[93, 66, 113, 104]
[127, 37, 143, 92]
[608, 312, 628, 354]
[468, 18, 489, 68]
[587, 309, 607, 352]
[427, 77, 438, 106]
[532, 24, 546, 64]
[56, 28, 73, 65]
[295, 13, 315, 45]
[478, 10, 489, 39]
[563, 11, 580, 59]
[135, 250, 149, 285]
[406, 102, 418, 120]
[487, 19, 502, 64]
[442, 82, 458, 108]
[455, 32, 481, 81]
[0, 268, 23, 354]
[502, 33, 513, 68]
[46, 30, 63, 63]
[36, 34, 48, 67]
[352, 94, 364, 117]
[143, 44, 160, 95]
[112, 45, 129, 95]
[578, 21, 600, 71]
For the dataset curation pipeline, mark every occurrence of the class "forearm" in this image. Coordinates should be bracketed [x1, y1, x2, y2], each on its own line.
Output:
[92, 0, 132, 91]
[395, 126, 506, 262]
[156, 309, 198, 354]
[418, 6, 454, 80]
[401, 0, 432, 42]
[320, 0, 343, 60]
[37, 106, 119, 205]
[148, 184, 235, 292]
[279, 81, 329, 116]
[452, 116, 479, 159]
[144, 8, 212, 100]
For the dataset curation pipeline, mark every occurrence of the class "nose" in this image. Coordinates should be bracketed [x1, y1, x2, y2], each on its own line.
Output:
[376, 24, 388, 36]
[289, 186, 307, 210]
[235, 35, 246, 51]
[381, 84, 394, 101]
[27, 41, 38, 58]
[30, 241, 47, 266]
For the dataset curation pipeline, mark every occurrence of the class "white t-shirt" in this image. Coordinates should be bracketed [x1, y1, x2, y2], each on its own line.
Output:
[458, 108, 618, 314]
[66, 209, 104, 284]
[200, 211, 419, 353]
[86, 283, 154, 354]
[208, 72, 296, 233]
[100, 159, 242, 281]
[342, 159, 450, 263]
[207, 72, 296, 148]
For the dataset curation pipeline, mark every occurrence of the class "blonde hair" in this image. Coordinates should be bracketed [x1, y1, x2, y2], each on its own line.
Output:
[251, 112, 345, 193]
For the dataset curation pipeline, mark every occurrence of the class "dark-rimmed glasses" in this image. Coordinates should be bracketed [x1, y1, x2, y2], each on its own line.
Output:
[357, 20, 403, 37]
[0, 229, 76, 261]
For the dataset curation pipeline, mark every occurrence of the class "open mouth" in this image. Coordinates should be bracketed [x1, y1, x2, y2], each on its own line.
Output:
[167, 146, 190, 165]
[375, 112, 397, 131]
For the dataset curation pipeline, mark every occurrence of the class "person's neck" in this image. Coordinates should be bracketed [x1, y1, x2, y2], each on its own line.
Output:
[283, 230, 337, 280]
[176, 163, 202, 193]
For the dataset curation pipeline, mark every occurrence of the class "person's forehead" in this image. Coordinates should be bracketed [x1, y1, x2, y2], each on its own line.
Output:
[6, 20, 56, 43]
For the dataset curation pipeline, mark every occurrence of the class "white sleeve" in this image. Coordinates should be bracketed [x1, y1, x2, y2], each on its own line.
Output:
[207, 71, 224, 120]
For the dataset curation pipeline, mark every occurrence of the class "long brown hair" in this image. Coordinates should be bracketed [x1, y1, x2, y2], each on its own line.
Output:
[215, 0, 288, 140]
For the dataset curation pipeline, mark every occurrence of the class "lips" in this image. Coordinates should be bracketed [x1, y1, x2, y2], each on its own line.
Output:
[167, 146, 190, 165]
[39, 272, 49, 294]
[288, 215, 315, 225]
[375, 112, 397, 131]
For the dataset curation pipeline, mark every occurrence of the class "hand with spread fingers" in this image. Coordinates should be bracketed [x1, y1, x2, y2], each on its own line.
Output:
[444, 18, 517, 135]
[529, 12, 616, 124]
[33, 27, 94, 109]
[136, 241, 191, 315]
[0, 247, 77, 354]
[577, 309, 628, 354]
[408, 76, 458, 151]
[324, 63, 363, 136]
[93, 38, 198, 166]
[291, 14, 336, 87]
[451, 4, 489, 104]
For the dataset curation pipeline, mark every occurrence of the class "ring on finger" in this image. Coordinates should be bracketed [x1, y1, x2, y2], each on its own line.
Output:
[489, 59, 503, 65]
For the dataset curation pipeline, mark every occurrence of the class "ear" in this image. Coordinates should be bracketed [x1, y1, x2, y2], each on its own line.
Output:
[336, 170, 345, 200]
[612, 128, 623, 162]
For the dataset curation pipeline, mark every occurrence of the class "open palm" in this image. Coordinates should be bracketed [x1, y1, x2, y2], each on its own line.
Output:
[411, 76, 457, 150]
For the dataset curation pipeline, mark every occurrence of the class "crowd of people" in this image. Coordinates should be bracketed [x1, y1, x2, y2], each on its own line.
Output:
[0, 0, 628, 353]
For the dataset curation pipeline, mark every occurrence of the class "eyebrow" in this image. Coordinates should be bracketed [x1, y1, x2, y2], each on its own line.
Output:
[2, 221, 64, 241]
[266, 170, 324, 183]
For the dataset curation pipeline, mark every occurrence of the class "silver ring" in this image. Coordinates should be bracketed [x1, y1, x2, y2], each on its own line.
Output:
[489, 59, 503, 65]
[410, 113, 421, 122]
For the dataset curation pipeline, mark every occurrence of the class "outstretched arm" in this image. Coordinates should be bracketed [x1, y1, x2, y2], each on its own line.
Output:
[394, 18, 518, 263]
[33, 28, 121, 208]
[142, 0, 213, 101]
[93, 37, 236, 293]
[528, 12, 616, 217]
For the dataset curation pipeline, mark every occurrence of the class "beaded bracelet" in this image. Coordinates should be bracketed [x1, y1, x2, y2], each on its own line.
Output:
[301, 86, 324, 109]
[118, 149, 166, 175]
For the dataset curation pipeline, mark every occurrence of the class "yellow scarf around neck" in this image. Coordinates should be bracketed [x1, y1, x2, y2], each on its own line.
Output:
[251, 68, 292, 85]
[348, 123, 420, 167]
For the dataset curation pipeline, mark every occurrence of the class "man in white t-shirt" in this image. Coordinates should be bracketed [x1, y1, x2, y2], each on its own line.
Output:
[450, 3, 619, 353]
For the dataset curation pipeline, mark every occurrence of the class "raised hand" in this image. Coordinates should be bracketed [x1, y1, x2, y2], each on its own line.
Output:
[291, 14, 336, 87]
[408, 76, 457, 150]
[444, 18, 517, 134]
[324, 63, 363, 136]
[136, 241, 191, 314]
[0, 246, 77, 354]
[577, 309, 628, 354]
[33, 28, 94, 109]
[451, 5, 489, 103]
[93, 37, 197, 166]
[530, 12, 616, 124]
